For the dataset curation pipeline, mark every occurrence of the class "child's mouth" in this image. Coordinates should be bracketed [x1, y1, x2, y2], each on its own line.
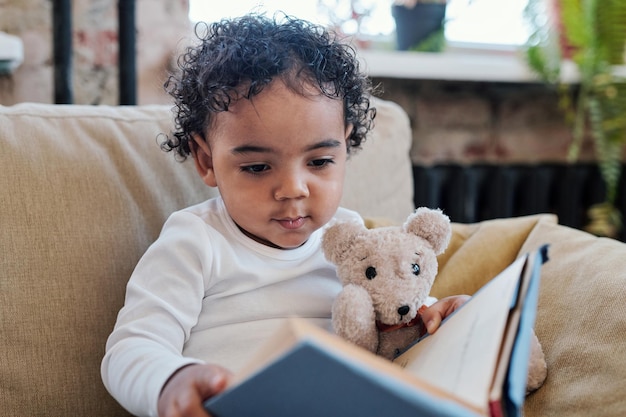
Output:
[277, 217, 306, 230]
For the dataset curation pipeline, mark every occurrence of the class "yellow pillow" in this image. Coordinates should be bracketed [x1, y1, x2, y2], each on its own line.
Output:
[432, 214, 557, 298]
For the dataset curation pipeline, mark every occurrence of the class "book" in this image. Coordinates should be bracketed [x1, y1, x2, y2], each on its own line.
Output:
[203, 245, 548, 417]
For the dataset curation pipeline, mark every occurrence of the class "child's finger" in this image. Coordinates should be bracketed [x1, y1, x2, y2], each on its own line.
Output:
[196, 365, 231, 399]
[421, 295, 470, 334]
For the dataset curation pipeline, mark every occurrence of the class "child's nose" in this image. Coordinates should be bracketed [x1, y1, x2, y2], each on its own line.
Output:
[274, 171, 310, 200]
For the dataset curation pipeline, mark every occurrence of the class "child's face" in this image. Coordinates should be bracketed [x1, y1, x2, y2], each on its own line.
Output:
[192, 79, 351, 249]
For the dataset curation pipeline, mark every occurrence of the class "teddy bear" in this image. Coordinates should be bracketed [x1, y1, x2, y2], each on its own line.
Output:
[321, 207, 451, 360]
[321, 207, 547, 394]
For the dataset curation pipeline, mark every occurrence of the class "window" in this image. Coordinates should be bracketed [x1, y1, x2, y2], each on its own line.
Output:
[188, 0, 532, 48]
[446, 0, 530, 46]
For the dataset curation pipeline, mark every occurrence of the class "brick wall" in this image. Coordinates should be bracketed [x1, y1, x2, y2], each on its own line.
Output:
[371, 77, 598, 165]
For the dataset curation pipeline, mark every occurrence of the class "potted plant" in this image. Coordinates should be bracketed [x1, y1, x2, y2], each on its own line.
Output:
[525, 0, 626, 237]
[392, 0, 448, 51]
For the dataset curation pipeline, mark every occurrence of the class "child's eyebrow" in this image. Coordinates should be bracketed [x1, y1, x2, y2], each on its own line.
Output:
[232, 139, 342, 155]
[305, 139, 342, 152]
[231, 145, 271, 155]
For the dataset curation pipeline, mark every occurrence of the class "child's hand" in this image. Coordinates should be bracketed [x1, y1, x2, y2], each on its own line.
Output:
[421, 295, 470, 335]
[158, 363, 232, 417]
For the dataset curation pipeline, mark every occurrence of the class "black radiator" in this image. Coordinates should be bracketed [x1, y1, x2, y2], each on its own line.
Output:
[413, 163, 626, 241]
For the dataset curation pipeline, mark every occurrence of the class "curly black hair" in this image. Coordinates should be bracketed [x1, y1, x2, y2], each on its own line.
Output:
[162, 13, 375, 160]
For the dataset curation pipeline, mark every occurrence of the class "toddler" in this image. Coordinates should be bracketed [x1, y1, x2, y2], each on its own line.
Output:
[101, 13, 467, 417]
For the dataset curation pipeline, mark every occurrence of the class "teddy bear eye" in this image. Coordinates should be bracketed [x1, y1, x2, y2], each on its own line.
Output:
[412, 263, 420, 276]
[365, 266, 377, 280]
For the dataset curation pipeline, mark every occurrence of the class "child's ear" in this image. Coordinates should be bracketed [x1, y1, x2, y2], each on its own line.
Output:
[344, 123, 354, 140]
[343, 124, 354, 154]
[190, 133, 217, 187]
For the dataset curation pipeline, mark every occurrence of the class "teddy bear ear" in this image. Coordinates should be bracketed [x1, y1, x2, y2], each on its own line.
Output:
[403, 207, 452, 255]
[321, 220, 365, 264]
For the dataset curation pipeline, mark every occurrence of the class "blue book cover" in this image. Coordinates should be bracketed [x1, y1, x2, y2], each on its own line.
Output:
[502, 245, 548, 417]
[204, 338, 480, 417]
[203, 246, 547, 417]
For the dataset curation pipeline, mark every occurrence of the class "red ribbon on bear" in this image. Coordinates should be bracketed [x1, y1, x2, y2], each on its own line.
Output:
[375, 304, 428, 336]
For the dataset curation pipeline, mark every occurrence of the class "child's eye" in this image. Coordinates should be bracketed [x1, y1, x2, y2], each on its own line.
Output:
[241, 164, 270, 174]
[309, 158, 334, 168]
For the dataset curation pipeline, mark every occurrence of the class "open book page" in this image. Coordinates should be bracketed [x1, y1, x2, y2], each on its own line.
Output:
[393, 255, 529, 413]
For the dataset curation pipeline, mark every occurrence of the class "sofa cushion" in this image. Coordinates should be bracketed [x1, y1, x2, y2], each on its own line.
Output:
[342, 97, 414, 223]
[0, 98, 414, 417]
[519, 217, 626, 417]
[0, 104, 205, 417]
[434, 214, 626, 417]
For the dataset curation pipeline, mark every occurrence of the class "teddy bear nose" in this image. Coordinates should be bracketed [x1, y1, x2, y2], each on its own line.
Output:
[397, 305, 410, 316]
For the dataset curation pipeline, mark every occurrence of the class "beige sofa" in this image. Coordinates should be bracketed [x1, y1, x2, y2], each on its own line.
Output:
[1, 98, 626, 417]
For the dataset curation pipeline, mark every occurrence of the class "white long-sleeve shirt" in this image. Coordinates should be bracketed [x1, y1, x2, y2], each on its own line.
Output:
[101, 197, 362, 417]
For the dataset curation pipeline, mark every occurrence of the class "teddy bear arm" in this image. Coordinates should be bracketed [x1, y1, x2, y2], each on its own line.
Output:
[526, 329, 548, 394]
[331, 284, 379, 353]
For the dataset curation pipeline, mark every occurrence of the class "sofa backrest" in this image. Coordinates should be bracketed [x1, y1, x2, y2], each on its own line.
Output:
[0, 98, 413, 416]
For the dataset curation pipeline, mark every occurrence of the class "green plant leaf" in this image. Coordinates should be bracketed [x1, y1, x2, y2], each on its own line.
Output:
[597, 0, 626, 65]
[524, 0, 626, 233]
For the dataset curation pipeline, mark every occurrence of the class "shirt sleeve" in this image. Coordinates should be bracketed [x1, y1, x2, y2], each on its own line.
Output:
[425, 295, 438, 306]
[101, 211, 212, 417]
